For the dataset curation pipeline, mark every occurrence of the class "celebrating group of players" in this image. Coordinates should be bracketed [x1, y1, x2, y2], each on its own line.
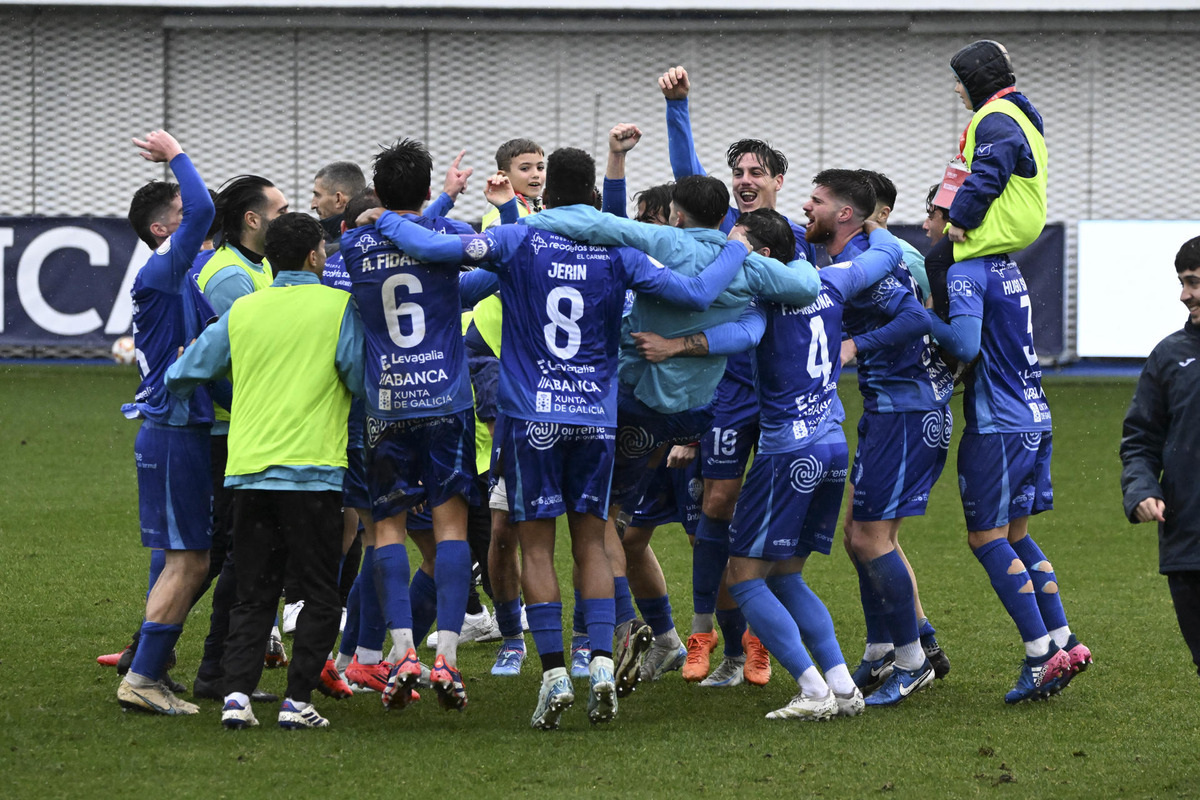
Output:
[107, 39, 1091, 731]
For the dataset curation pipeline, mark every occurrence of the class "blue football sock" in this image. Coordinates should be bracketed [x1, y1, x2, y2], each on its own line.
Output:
[767, 572, 846, 672]
[356, 546, 386, 652]
[614, 576, 636, 626]
[715, 608, 747, 657]
[435, 540, 471, 635]
[692, 514, 730, 615]
[146, 549, 165, 601]
[854, 556, 892, 646]
[973, 537, 1049, 644]
[495, 597, 523, 639]
[1011, 535, 1070, 634]
[580, 597, 615, 659]
[128, 621, 182, 681]
[863, 551, 919, 649]
[635, 594, 674, 637]
[573, 589, 587, 635]
[526, 601, 564, 660]
[728, 578, 814, 681]
[339, 579, 361, 658]
[409, 567, 438, 646]
[372, 543, 412, 632]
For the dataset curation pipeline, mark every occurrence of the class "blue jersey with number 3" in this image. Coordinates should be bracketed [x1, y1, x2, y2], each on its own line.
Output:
[341, 215, 475, 420]
[948, 257, 1051, 434]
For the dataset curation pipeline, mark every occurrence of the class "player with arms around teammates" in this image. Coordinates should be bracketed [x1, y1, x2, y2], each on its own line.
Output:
[340, 139, 500, 714]
[117, 130, 217, 716]
[366, 146, 750, 729]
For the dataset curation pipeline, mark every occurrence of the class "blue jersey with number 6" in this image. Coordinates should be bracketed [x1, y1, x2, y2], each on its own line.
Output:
[341, 215, 475, 420]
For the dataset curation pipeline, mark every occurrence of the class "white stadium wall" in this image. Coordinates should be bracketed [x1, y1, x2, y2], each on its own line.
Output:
[3, 6, 1200, 359]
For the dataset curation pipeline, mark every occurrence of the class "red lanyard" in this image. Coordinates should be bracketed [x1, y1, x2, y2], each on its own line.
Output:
[959, 86, 1017, 155]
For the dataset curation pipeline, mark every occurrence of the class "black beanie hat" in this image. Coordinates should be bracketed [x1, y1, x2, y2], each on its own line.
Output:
[950, 40, 1015, 111]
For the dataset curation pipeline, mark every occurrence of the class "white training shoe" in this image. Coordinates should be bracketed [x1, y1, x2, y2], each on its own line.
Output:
[699, 655, 747, 688]
[117, 678, 199, 716]
[834, 686, 866, 716]
[531, 667, 575, 730]
[765, 691, 839, 721]
[282, 601, 304, 635]
[426, 607, 500, 648]
[278, 699, 329, 729]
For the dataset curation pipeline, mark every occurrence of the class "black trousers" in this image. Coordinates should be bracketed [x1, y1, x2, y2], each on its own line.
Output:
[221, 489, 342, 703]
[196, 435, 238, 683]
[1167, 571, 1200, 678]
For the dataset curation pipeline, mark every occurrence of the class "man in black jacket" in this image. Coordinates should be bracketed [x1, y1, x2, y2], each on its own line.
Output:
[1120, 236, 1200, 678]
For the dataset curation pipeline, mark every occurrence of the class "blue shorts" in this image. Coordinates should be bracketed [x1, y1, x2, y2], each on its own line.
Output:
[135, 422, 213, 551]
[850, 407, 952, 521]
[701, 406, 759, 481]
[611, 383, 714, 509]
[957, 431, 1054, 531]
[498, 416, 615, 522]
[629, 456, 703, 535]
[408, 506, 434, 532]
[343, 446, 370, 511]
[365, 410, 477, 521]
[729, 436, 848, 561]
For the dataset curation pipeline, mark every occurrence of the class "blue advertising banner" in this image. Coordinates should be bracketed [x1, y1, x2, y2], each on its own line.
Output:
[1, 217, 150, 347]
[1, 216, 1066, 358]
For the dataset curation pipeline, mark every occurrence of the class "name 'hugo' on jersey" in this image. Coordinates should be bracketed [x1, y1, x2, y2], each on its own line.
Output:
[341, 220, 473, 420]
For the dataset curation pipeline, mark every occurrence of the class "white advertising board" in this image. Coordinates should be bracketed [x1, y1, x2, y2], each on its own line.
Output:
[1076, 220, 1200, 358]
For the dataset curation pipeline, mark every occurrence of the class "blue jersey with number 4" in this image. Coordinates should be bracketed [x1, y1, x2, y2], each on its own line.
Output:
[341, 214, 475, 420]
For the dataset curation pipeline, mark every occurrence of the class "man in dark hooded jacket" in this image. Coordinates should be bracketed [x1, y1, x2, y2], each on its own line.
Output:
[1121, 236, 1200, 679]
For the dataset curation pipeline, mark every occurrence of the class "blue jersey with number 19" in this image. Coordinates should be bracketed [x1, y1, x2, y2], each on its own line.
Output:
[341, 214, 476, 420]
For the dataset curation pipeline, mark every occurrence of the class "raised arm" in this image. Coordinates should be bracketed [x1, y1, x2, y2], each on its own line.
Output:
[659, 66, 706, 178]
[603, 123, 641, 217]
[133, 130, 215, 292]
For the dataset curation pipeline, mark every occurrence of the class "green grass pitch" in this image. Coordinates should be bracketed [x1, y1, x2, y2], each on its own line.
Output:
[1, 365, 1197, 799]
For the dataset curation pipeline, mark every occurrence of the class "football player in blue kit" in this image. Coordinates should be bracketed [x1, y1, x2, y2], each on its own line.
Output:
[339, 140, 496, 714]
[926, 249, 1091, 703]
[658, 64, 816, 687]
[804, 169, 954, 706]
[524, 175, 822, 696]
[638, 210, 906, 720]
[116, 130, 217, 716]
[363, 146, 751, 729]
